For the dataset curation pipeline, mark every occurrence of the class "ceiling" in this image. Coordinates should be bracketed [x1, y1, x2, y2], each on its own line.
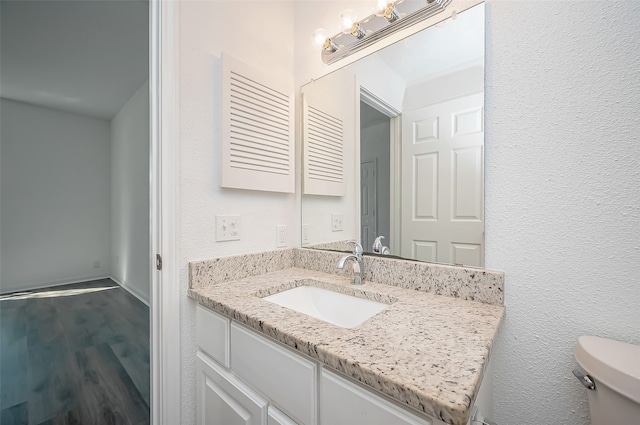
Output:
[0, 0, 149, 120]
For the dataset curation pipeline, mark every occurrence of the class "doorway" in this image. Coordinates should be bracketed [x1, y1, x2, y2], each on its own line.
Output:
[359, 90, 401, 254]
[360, 103, 390, 251]
[0, 1, 157, 423]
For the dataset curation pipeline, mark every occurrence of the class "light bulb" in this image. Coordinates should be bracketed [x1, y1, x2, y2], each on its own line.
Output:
[340, 9, 358, 33]
[373, 1, 399, 22]
[312, 28, 338, 52]
[312, 28, 329, 47]
[373, 0, 388, 16]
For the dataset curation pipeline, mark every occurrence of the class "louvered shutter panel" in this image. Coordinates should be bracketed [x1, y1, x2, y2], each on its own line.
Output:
[302, 95, 345, 196]
[221, 54, 294, 193]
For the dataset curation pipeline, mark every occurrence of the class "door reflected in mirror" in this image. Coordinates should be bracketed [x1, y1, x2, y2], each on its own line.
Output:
[301, 3, 485, 267]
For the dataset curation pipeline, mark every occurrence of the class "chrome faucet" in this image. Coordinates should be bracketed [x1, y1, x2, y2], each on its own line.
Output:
[372, 236, 390, 255]
[337, 241, 364, 285]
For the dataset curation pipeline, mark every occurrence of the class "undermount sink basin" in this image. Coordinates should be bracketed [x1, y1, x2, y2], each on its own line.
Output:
[262, 285, 390, 329]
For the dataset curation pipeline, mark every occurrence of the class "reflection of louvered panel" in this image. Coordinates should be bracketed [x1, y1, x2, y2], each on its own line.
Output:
[303, 97, 345, 196]
[307, 106, 343, 182]
[222, 54, 294, 193]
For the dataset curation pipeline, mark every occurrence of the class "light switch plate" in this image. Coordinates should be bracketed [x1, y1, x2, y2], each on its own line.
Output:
[216, 215, 241, 241]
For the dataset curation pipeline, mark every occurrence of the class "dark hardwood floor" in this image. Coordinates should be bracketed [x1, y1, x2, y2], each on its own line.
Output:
[0, 279, 150, 425]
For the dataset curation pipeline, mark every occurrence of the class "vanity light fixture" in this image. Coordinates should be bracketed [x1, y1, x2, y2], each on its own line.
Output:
[317, 0, 453, 64]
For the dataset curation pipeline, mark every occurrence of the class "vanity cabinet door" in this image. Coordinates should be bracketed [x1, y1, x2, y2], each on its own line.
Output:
[230, 323, 317, 425]
[196, 351, 268, 425]
[320, 369, 432, 425]
[196, 305, 230, 367]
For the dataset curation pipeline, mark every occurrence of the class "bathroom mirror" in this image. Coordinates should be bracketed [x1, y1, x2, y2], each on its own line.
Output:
[301, 3, 485, 267]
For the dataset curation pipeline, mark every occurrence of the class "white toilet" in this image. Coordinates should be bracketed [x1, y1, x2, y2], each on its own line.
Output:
[574, 336, 640, 425]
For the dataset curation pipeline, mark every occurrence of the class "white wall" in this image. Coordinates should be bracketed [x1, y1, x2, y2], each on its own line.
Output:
[485, 2, 640, 424]
[355, 55, 406, 113]
[294, 1, 640, 424]
[110, 81, 150, 304]
[178, 2, 295, 423]
[403, 65, 483, 111]
[0, 99, 111, 292]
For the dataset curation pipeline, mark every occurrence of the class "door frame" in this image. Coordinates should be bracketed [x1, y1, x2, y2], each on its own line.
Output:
[360, 159, 378, 250]
[358, 87, 401, 251]
[150, 1, 180, 423]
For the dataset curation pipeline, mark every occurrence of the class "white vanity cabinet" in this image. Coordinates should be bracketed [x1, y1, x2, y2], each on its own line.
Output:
[196, 306, 302, 425]
[195, 305, 453, 425]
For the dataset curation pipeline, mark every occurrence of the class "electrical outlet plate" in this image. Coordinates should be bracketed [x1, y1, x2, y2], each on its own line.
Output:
[302, 224, 311, 244]
[216, 215, 241, 241]
[276, 225, 287, 248]
[331, 214, 344, 232]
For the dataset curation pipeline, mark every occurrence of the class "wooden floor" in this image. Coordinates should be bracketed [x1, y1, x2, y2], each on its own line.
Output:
[0, 279, 150, 425]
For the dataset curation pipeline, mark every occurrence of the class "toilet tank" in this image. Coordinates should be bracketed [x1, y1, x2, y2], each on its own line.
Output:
[575, 336, 640, 425]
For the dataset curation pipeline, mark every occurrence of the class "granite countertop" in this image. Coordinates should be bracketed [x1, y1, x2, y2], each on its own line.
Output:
[188, 267, 504, 425]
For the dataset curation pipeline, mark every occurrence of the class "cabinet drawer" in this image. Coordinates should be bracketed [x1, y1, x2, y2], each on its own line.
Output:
[196, 351, 268, 425]
[268, 406, 298, 425]
[196, 305, 230, 367]
[320, 369, 431, 425]
[231, 323, 317, 425]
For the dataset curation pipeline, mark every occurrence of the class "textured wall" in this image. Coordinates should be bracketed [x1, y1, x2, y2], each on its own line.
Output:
[0, 99, 111, 292]
[484, 1, 640, 424]
[110, 81, 150, 304]
[178, 2, 295, 423]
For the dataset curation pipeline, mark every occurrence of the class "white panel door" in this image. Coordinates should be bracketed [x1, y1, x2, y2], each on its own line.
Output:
[196, 351, 267, 425]
[360, 160, 377, 250]
[401, 93, 484, 266]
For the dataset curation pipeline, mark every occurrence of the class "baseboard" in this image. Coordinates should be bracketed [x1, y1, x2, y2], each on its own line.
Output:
[0, 275, 111, 295]
[110, 275, 150, 306]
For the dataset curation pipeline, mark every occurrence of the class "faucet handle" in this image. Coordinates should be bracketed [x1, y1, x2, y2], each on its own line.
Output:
[372, 236, 385, 253]
[346, 240, 364, 257]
